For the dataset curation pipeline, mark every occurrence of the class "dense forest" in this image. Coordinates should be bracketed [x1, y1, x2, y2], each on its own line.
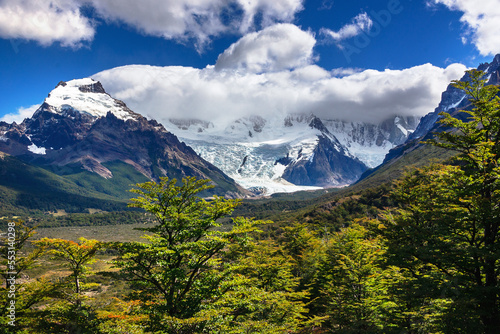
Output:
[1, 70, 500, 333]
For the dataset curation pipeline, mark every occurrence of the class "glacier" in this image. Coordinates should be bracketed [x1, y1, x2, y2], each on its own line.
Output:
[164, 113, 419, 195]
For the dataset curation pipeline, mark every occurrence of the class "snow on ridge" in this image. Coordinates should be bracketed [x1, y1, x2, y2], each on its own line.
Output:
[44, 78, 136, 121]
[28, 143, 46, 155]
[233, 175, 322, 196]
[443, 95, 466, 112]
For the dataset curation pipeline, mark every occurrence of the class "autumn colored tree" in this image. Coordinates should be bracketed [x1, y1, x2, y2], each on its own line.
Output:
[380, 69, 500, 333]
[0, 220, 51, 333]
[35, 237, 103, 306]
[33, 237, 104, 333]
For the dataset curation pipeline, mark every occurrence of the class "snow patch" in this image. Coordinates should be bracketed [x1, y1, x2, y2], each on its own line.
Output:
[443, 95, 466, 111]
[28, 144, 46, 155]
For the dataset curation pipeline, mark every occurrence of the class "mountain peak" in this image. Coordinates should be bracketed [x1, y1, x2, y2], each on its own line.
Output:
[41, 78, 139, 122]
[493, 54, 500, 66]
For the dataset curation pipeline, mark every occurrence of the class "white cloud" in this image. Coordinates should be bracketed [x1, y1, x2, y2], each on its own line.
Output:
[93, 26, 467, 125]
[86, 0, 228, 50]
[87, 0, 304, 51]
[1, 104, 39, 124]
[0, 0, 303, 50]
[321, 12, 373, 44]
[432, 0, 500, 56]
[214, 24, 316, 73]
[236, 0, 303, 33]
[0, 0, 94, 47]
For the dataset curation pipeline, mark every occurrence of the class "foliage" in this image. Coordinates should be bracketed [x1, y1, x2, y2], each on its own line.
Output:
[34, 211, 147, 228]
[34, 238, 103, 299]
[111, 176, 267, 332]
[307, 223, 404, 333]
[379, 69, 500, 333]
[301, 184, 394, 233]
[200, 239, 318, 333]
[0, 221, 57, 333]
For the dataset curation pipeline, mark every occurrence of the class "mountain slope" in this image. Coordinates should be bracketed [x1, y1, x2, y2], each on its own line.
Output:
[0, 152, 131, 216]
[358, 54, 500, 188]
[166, 113, 418, 194]
[0, 79, 249, 210]
[166, 114, 373, 194]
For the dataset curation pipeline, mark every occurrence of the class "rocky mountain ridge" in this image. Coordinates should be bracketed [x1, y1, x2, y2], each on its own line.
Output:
[359, 54, 500, 185]
[0, 79, 246, 197]
[410, 54, 500, 141]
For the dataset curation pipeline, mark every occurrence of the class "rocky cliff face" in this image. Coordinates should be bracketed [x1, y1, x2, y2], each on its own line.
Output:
[0, 79, 247, 197]
[360, 54, 500, 183]
[410, 54, 500, 141]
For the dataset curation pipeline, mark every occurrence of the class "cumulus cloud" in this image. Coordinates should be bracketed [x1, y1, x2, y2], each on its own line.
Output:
[0, 0, 304, 50]
[0, 0, 94, 47]
[87, 0, 228, 50]
[93, 26, 467, 125]
[432, 0, 500, 56]
[236, 0, 303, 33]
[1, 104, 39, 124]
[214, 24, 316, 73]
[321, 12, 373, 44]
[88, 0, 304, 50]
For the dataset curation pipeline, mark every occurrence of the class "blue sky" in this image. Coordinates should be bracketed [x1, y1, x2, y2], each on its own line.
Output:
[1, 0, 499, 124]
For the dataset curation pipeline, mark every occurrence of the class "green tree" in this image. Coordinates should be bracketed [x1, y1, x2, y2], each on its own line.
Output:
[112, 176, 264, 332]
[312, 223, 404, 333]
[379, 69, 500, 333]
[201, 239, 318, 333]
[34, 237, 103, 307]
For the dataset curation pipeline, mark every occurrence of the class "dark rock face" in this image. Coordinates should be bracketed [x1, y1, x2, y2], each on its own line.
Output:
[410, 54, 500, 141]
[360, 54, 500, 183]
[0, 80, 247, 197]
[282, 135, 367, 187]
[78, 81, 106, 94]
[281, 117, 368, 187]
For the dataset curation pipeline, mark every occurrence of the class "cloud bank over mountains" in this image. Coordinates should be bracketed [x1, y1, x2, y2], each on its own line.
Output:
[93, 24, 467, 125]
[1, 1, 481, 125]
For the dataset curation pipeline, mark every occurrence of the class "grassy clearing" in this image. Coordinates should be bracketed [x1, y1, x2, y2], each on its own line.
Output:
[33, 222, 156, 242]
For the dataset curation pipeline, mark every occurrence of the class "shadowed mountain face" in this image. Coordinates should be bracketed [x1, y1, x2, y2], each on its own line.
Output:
[410, 54, 500, 141]
[0, 79, 247, 198]
[358, 54, 500, 186]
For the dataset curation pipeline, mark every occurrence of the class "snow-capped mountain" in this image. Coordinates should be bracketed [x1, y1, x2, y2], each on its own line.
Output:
[410, 54, 500, 141]
[0, 79, 247, 197]
[323, 116, 420, 168]
[165, 113, 418, 195]
[361, 54, 500, 186]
